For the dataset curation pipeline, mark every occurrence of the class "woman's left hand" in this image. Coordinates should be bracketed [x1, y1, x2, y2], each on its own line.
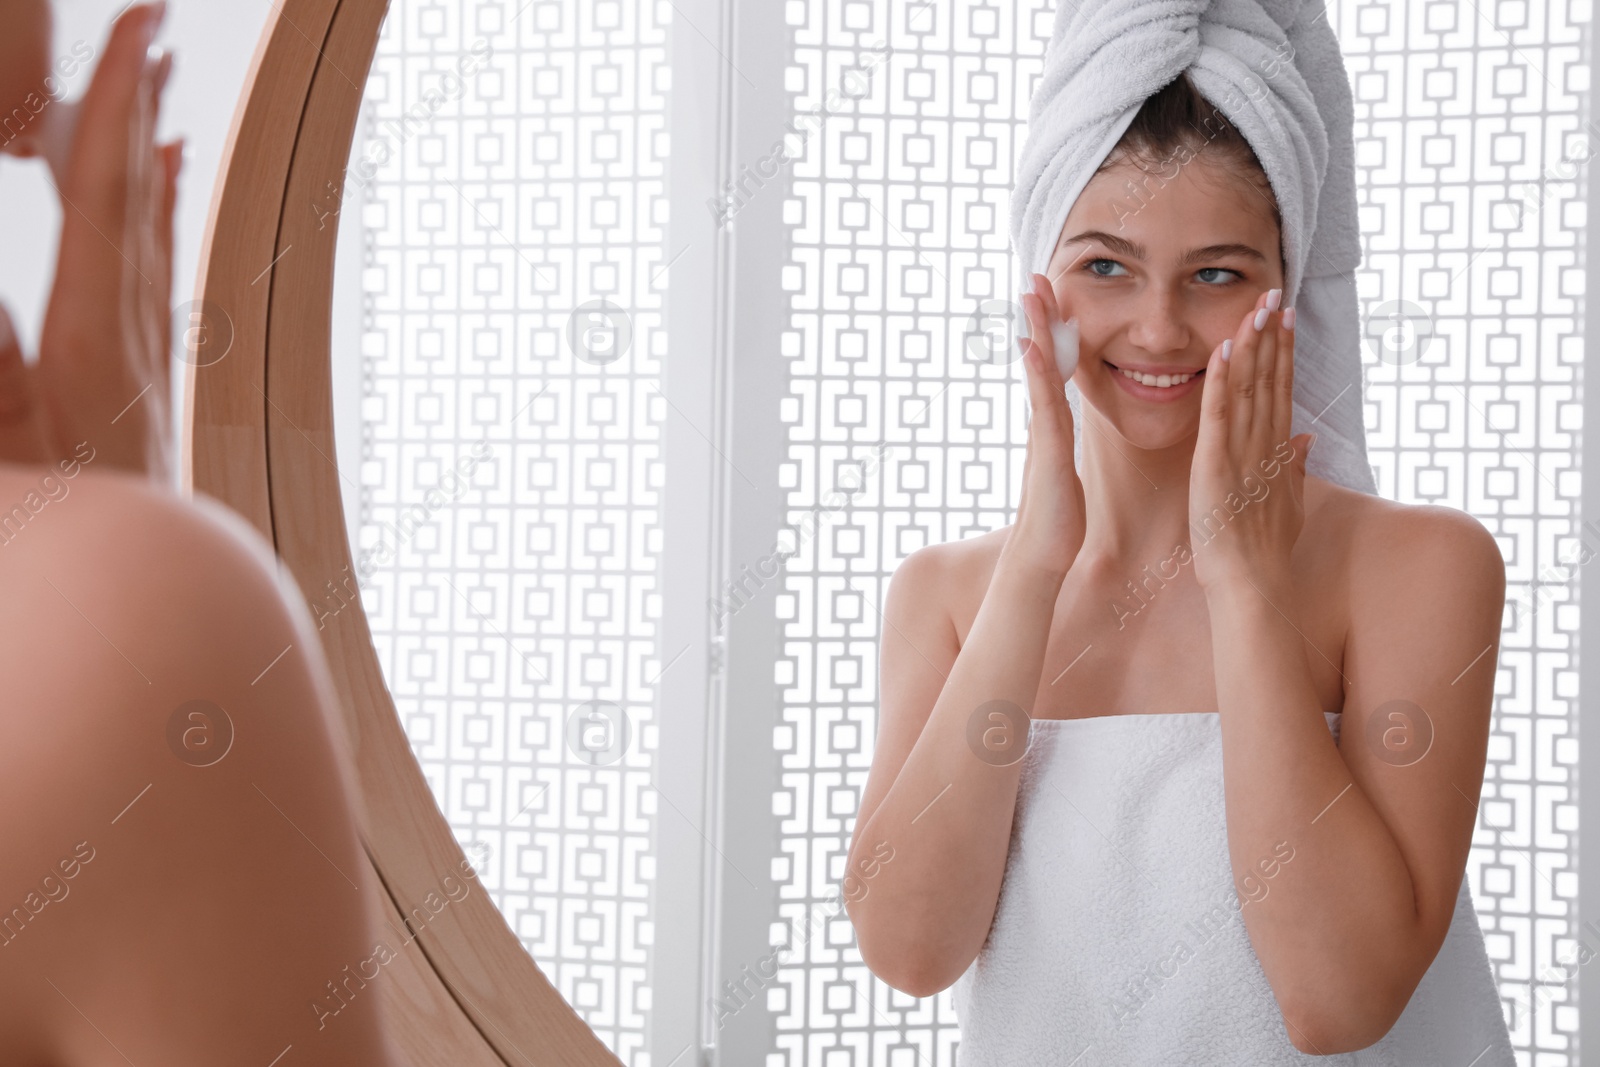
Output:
[0, 2, 179, 483]
[1189, 289, 1316, 595]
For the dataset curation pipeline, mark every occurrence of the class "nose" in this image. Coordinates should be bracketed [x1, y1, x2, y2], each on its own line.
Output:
[1122, 285, 1190, 356]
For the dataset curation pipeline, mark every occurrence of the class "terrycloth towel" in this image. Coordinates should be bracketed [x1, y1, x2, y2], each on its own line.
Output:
[951, 711, 1516, 1065]
[1012, 0, 1378, 496]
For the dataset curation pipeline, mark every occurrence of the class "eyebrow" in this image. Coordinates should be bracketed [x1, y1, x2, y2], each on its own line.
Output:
[1059, 230, 1269, 266]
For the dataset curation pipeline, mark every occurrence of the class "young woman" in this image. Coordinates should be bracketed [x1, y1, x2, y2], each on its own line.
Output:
[843, 72, 1514, 1063]
[0, 3, 402, 1063]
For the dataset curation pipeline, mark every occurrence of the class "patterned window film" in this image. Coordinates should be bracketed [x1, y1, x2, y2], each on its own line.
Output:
[766, 2, 1582, 1065]
[351, 1, 670, 1063]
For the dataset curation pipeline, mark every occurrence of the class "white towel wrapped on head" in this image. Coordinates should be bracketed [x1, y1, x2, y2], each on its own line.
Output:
[1012, 0, 1377, 496]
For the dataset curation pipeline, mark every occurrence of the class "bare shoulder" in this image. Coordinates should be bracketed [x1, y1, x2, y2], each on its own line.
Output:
[1312, 477, 1504, 596]
[0, 463, 314, 671]
[0, 463, 348, 804]
[885, 537, 960, 625]
[899, 528, 1014, 647]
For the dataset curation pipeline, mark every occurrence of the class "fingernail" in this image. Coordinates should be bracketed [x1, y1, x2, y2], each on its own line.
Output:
[1307, 433, 1318, 455]
[1221, 339, 1232, 362]
[1253, 307, 1269, 331]
[1265, 288, 1282, 312]
[1282, 306, 1295, 331]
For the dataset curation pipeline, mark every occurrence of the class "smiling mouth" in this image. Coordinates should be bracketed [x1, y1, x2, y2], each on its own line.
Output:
[1105, 362, 1206, 388]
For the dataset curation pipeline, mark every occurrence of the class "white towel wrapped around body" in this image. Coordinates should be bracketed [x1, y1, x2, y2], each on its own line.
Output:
[1013, 0, 1377, 496]
[951, 712, 1517, 1064]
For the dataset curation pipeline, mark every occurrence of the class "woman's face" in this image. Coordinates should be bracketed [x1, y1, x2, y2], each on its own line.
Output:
[1043, 152, 1285, 453]
[0, 0, 54, 157]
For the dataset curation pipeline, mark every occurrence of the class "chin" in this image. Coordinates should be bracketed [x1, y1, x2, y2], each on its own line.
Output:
[1079, 392, 1200, 450]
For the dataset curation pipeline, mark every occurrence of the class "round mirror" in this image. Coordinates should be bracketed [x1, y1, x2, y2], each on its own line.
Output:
[186, 0, 1555, 1063]
[327, 1, 665, 1061]
[186, 0, 636, 1060]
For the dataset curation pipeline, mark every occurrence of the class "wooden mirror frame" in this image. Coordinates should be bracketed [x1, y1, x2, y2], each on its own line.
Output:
[180, 1, 622, 1061]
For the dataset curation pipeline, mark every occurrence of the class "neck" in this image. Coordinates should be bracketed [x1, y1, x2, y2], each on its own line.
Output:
[1071, 404, 1206, 584]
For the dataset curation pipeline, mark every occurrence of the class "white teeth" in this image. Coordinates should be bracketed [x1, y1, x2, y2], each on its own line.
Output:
[1118, 366, 1196, 388]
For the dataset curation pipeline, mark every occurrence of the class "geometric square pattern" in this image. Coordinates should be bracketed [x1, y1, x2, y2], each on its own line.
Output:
[1340, 0, 1581, 1058]
[357, 3, 667, 1064]
[768, 1, 1579, 1063]
[347, 1, 1580, 1063]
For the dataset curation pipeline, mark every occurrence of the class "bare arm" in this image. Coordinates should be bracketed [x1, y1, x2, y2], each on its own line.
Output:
[844, 542, 1067, 996]
[1210, 505, 1503, 1054]
[845, 273, 1085, 996]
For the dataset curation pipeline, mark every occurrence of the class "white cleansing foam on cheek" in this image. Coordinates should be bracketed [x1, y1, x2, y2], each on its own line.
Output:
[1052, 317, 1079, 380]
[1016, 305, 1079, 380]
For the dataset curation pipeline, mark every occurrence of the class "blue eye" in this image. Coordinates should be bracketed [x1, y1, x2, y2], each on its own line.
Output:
[1082, 259, 1242, 284]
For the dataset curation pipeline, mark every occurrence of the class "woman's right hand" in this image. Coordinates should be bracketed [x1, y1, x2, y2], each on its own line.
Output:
[1004, 272, 1086, 582]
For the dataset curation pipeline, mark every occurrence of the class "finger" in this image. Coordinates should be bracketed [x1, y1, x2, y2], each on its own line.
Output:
[1018, 329, 1050, 414]
[1021, 318, 1073, 446]
[134, 58, 161, 378]
[1196, 334, 1232, 467]
[1252, 308, 1279, 448]
[1021, 292, 1064, 397]
[156, 139, 181, 358]
[1021, 286, 1054, 374]
[0, 305, 32, 422]
[0, 306, 49, 462]
[142, 64, 177, 384]
[1274, 306, 1295, 457]
[1034, 272, 1063, 330]
[1017, 336, 1048, 484]
[61, 2, 165, 213]
[50, 3, 166, 352]
[1229, 293, 1268, 458]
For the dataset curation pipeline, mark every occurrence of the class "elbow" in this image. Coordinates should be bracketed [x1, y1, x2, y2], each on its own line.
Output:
[1282, 988, 1409, 1056]
[870, 959, 957, 1000]
[855, 935, 949, 999]
[849, 903, 962, 999]
[1282, 925, 1440, 1053]
[869, 966, 945, 1000]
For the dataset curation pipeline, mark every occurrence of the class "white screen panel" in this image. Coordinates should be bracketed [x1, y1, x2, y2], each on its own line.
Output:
[766, 1, 1582, 1063]
[354, 2, 670, 1063]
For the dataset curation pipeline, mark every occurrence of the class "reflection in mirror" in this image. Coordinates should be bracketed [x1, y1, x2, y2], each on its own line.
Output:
[330, 3, 667, 1061]
[312, 0, 1575, 1063]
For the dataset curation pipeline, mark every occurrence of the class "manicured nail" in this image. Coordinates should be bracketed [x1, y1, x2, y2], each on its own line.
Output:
[1265, 288, 1282, 312]
[1221, 339, 1232, 362]
[1253, 307, 1270, 331]
[1282, 306, 1295, 331]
